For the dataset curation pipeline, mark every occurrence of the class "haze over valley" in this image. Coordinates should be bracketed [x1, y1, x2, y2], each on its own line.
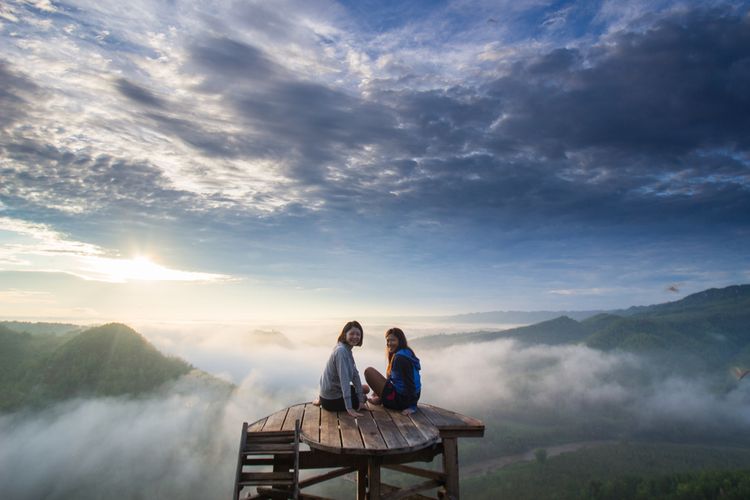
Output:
[3, 285, 750, 498]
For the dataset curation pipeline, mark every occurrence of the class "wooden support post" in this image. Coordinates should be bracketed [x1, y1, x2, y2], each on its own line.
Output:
[367, 456, 381, 499]
[441, 437, 459, 500]
[357, 464, 367, 500]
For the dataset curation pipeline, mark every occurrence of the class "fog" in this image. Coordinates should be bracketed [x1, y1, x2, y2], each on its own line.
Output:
[2, 322, 750, 499]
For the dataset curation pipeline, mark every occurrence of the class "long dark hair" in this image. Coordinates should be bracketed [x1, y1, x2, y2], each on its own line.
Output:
[385, 327, 415, 376]
[337, 320, 364, 346]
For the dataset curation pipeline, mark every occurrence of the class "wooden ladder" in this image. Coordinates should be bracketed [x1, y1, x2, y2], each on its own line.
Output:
[234, 420, 301, 500]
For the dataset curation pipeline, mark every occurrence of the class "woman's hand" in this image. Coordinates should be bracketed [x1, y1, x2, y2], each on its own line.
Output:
[347, 408, 363, 417]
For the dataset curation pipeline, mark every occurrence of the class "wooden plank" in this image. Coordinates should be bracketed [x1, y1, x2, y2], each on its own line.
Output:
[319, 409, 341, 450]
[234, 422, 248, 500]
[357, 465, 367, 500]
[382, 479, 442, 500]
[368, 457, 381, 499]
[382, 464, 445, 481]
[301, 403, 321, 444]
[298, 466, 356, 488]
[409, 409, 440, 442]
[247, 417, 267, 432]
[389, 410, 430, 449]
[245, 433, 295, 443]
[442, 437, 459, 499]
[244, 443, 296, 454]
[262, 407, 289, 432]
[420, 404, 484, 432]
[357, 411, 388, 451]
[338, 412, 364, 450]
[418, 404, 453, 427]
[370, 407, 410, 450]
[380, 483, 434, 500]
[239, 471, 294, 482]
[283, 403, 305, 432]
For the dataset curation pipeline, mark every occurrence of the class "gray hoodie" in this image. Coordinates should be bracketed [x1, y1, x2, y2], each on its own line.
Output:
[319, 342, 364, 410]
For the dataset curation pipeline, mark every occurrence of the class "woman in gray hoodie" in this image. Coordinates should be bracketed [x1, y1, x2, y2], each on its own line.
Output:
[315, 320, 369, 417]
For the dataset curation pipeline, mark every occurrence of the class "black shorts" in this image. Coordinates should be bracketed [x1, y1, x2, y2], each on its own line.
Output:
[381, 381, 418, 411]
[320, 385, 359, 412]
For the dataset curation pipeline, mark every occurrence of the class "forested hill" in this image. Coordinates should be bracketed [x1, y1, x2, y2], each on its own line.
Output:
[413, 284, 750, 369]
[0, 323, 193, 412]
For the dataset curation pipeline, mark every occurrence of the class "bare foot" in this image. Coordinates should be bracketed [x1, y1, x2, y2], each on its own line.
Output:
[312, 397, 320, 406]
[401, 407, 415, 415]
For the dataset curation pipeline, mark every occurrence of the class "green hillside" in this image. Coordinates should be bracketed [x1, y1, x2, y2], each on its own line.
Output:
[463, 442, 750, 500]
[414, 284, 750, 371]
[0, 323, 192, 411]
[620, 284, 750, 318]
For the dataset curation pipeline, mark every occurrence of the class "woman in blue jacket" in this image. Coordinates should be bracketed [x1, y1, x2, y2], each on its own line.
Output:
[365, 327, 421, 415]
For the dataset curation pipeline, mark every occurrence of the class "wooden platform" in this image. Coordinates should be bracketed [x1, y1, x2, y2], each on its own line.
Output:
[240, 402, 484, 499]
[248, 402, 484, 456]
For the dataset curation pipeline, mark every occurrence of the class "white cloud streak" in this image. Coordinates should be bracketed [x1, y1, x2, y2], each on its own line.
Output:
[0, 216, 232, 282]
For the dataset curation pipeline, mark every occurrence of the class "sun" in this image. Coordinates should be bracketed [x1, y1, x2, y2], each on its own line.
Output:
[79, 254, 227, 283]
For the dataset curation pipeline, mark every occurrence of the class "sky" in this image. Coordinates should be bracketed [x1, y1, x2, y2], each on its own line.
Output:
[1, 0, 749, 323]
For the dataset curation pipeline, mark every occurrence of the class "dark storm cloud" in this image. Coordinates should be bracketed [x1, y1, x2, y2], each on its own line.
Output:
[115, 78, 166, 109]
[487, 8, 750, 159]
[183, 36, 407, 182]
[0, 60, 41, 129]
[1, 138, 190, 216]
[362, 8, 750, 231]
[189, 37, 281, 82]
[180, 8, 749, 232]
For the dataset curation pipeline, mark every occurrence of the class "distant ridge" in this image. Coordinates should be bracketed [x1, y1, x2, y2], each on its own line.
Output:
[413, 316, 588, 349]
[439, 309, 603, 324]
[414, 284, 750, 371]
[0, 321, 83, 336]
[619, 284, 750, 317]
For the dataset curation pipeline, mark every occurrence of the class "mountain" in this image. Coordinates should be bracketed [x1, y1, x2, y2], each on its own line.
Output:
[413, 316, 589, 349]
[618, 284, 750, 318]
[245, 329, 294, 348]
[414, 284, 750, 370]
[0, 323, 194, 411]
[439, 309, 604, 324]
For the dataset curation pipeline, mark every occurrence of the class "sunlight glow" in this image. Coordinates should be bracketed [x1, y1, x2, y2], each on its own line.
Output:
[79, 255, 230, 283]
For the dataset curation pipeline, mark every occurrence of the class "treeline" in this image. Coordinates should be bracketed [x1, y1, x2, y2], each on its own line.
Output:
[585, 469, 750, 499]
[462, 442, 750, 499]
[0, 323, 191, 411]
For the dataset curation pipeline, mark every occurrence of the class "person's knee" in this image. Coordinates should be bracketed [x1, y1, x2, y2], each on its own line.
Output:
[364, 367, 376, 378]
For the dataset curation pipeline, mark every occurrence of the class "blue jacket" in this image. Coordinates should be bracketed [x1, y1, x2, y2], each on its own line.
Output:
[388, 348, 421, 403]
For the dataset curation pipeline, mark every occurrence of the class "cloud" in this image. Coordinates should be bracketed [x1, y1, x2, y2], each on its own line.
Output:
[1, 2, 749, 312]
[0, 216, 233, 283]
[0, 60, 42, 129]
[0, 374, 239, 500]
[3, 323, 750, 499]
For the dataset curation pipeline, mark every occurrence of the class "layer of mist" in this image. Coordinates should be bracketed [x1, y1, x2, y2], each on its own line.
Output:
[3, 322, 750, 499]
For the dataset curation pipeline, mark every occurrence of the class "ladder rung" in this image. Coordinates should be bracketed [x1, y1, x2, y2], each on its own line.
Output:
[251, 487, 295, 500]
[241, 472, 294, 481]
[243, 443, 297, 454]
[247, 430, 295, 438]
[242, 457, 275, 466]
